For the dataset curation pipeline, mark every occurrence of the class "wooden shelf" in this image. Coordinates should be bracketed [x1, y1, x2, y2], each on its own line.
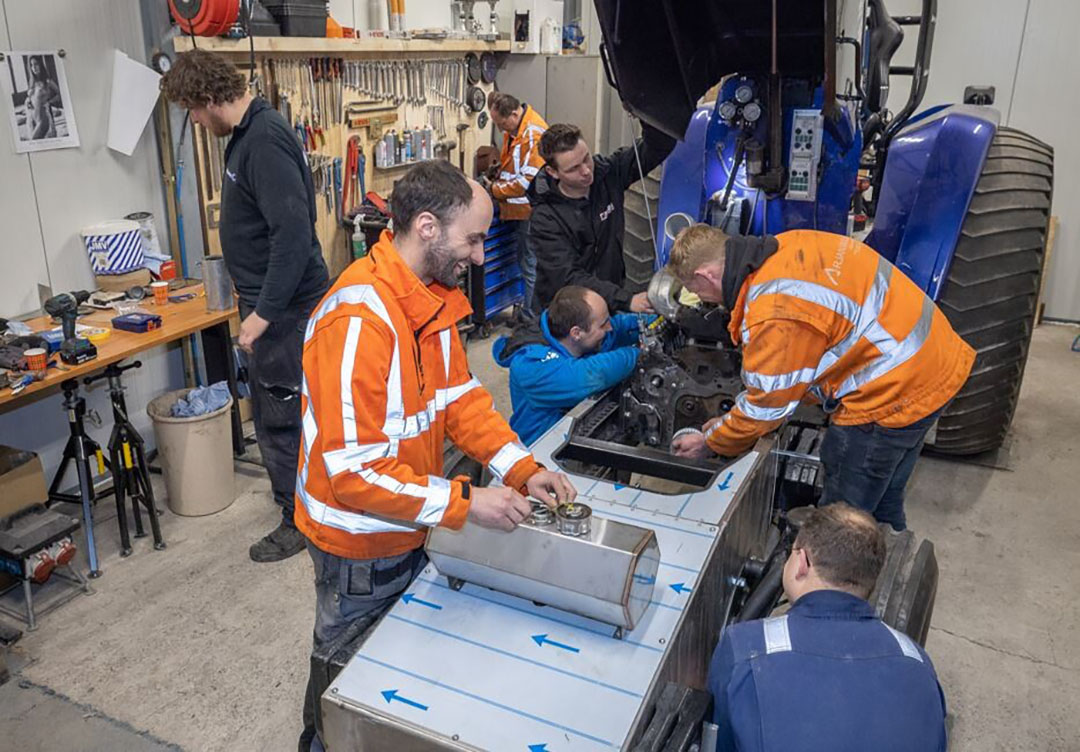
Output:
[174, 36, 510, 55]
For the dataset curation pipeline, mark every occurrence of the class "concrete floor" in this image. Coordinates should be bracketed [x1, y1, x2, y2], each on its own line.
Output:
[1, 323, 1078, 751]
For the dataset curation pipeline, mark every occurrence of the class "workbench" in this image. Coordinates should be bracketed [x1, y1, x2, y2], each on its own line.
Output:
[0, 286, 242, 454]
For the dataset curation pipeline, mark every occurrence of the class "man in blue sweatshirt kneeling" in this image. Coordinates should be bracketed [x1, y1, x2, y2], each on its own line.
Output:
[494, 285, 648, 446]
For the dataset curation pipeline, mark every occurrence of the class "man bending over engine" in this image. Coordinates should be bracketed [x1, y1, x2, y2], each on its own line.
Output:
[667, 224, 974, 531]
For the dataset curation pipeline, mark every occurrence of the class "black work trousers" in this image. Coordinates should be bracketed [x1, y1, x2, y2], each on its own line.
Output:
[241, 302, 312, 529]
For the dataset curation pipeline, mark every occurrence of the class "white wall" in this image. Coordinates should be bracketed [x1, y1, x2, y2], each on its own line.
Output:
[0, 0, 185, 479]
[886, 0, 1078, 320]
[1007, 0, 1080, 320]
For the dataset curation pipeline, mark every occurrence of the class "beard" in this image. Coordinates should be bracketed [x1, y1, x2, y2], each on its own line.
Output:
[425, 239, 467, 287]
[206, 111, 233, 138]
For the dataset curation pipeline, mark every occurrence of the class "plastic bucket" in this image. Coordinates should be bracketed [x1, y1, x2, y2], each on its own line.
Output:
[147, 389, 235, 516]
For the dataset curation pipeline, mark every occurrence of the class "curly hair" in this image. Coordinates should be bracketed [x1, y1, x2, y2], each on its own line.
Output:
[160, 49, 247, 108]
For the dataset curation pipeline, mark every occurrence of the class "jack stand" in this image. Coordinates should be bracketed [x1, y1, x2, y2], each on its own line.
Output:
[84, 361, 166, 557]
[47, 379, 108, 577]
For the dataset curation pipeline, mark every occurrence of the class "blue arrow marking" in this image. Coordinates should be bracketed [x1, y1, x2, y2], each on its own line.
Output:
[529, 745, 548, 752]
[614, 483, 626, 491]
[717, 471, 734, 491]
[531, 633, 580, 653]
[633, 574, 656, 585]
[381, 689, 429, 711]
[402, 593, 442, 610]
[670, 583, 692, 595]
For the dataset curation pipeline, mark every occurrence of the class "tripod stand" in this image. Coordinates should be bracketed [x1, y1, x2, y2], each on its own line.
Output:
[47, 379, 108, 577]
[84, 361, 166, 557]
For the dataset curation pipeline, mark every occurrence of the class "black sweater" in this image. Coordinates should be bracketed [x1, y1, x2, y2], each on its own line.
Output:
[221, 98, 328, 321]
[527, 124, 675, 313]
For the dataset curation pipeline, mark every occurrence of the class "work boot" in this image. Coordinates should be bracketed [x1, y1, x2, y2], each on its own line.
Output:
[249, 522, 306, 563]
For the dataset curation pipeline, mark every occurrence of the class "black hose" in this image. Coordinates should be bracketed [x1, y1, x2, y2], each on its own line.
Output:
[734, 549, 786, 623]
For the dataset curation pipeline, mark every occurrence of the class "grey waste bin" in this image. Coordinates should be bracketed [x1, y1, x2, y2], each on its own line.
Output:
[147, 389, 235, 516]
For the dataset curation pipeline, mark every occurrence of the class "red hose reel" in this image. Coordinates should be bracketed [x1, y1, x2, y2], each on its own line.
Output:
[168, 0, 240, 37]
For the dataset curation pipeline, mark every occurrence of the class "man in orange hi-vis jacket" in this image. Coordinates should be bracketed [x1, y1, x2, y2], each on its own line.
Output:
[668, 224, 974, 532]
[486, 90, 548, 320]
[295, 160, 576, 750]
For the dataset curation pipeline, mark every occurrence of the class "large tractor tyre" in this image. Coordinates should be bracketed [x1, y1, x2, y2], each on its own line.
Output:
[869, 526, 939, 647]
[930, 127, 1054, 455]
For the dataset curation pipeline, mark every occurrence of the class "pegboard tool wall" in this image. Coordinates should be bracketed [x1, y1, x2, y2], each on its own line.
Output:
[175, 38, 504, 278]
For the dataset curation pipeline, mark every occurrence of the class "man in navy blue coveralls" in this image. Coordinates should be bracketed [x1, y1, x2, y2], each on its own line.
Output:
[493, 285, 646, 446]
[708, 503, 947, 751]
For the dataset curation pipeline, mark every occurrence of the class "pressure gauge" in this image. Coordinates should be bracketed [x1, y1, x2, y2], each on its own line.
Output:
[742, 101, 763, 123]
[734, 84, 754, 104]
[718, 100, 738, 122]
[152, 51, 173, 74]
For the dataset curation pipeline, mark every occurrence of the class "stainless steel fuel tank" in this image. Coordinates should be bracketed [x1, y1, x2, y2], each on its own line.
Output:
[425, 502, 660, 632]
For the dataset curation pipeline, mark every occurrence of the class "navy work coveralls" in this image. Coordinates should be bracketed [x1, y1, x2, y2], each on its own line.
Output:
[707, 590, 947, 751]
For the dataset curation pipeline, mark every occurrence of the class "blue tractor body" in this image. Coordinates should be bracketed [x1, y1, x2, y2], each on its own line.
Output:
[657, 79, 864, 267]
[657, 93, 1000, 309]
[595, 0, 1053, 455]
[865, 105, 999, 299]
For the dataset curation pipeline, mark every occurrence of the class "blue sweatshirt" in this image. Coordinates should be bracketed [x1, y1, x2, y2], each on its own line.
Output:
[493, 312, 644, 445]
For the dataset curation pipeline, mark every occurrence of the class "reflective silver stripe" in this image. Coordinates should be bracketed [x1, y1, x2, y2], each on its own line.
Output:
[306, 284, 405, 445]
[444, 377, 482, 405]
[295, 479, 422, 535]
[834, 296, 934, 398]
[886, 625, 924, 662]
[763, 615, 792, 654]
[506, 196, 531, 204]
[301, 375, 317, 456]
[813, 257, 892, 382]
[340, 317, 364, 446]
[705, 416, 727, 439]
[748, 278, 861, 323]
[356, 467, 452, 526]
[489, 441, 532, 482]
[521, 165, 539, 177]
[735, 391, 800, 422]
[743, 366, 817, 394]
[414, 476, 452, 526]
[440, 328, 452, 381]
[322, 443, 392, 476]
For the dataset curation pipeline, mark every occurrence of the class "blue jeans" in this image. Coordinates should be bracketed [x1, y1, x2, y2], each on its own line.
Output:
[514, 219, 537, 319]
[819, 410, 941, 531]
[299, 542, 427, 751]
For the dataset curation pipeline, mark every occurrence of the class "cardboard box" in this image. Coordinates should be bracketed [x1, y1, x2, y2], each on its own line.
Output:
[0, 446, 48, 519]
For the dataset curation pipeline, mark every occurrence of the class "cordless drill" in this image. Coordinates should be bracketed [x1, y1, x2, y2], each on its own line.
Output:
[43, 290, 97, 365]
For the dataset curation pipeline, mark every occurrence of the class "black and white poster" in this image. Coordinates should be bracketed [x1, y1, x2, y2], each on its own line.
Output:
[2, 50, 80, 153]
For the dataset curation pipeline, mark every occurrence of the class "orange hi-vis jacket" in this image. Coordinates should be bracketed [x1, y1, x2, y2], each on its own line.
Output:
[491, 104, 548, 221]
[296, 232, 542, 559]
[706, 230, 975, 457]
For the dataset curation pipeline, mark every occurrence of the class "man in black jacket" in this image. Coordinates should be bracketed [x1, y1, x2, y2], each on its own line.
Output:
[528, 122, 675, 314]
[162, 50, 329, 563]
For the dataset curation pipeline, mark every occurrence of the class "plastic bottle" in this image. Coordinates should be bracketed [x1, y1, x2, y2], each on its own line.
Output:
[352, 216, 368, 259]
